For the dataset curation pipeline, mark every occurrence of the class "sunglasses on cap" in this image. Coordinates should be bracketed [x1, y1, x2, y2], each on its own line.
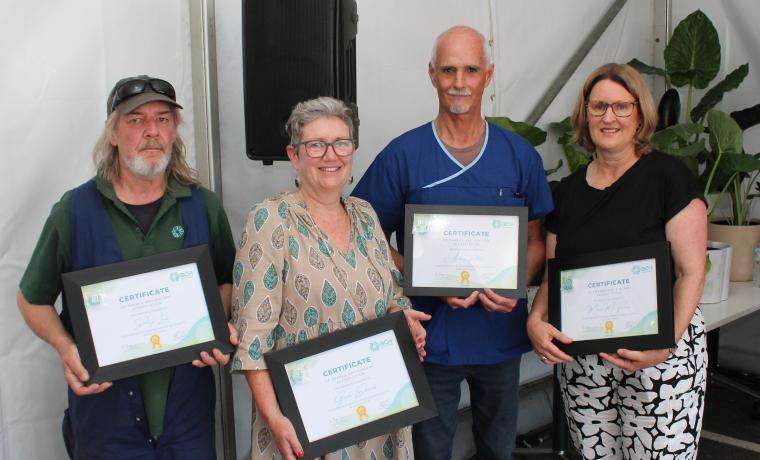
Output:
[108, 77, 177, 114]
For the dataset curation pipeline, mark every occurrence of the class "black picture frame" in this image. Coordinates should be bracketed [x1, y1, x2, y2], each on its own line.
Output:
[264, 311, 437, 458]
[403, 204, 528, 298]
[61, 245, 232, 383]
[547, 241, 675, 355]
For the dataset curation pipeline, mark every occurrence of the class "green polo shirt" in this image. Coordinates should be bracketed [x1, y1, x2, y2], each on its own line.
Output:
[20, 175, 236, 437]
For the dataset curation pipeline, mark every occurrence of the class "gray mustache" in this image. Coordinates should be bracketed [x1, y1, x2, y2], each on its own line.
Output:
[139, 140, 165, 151]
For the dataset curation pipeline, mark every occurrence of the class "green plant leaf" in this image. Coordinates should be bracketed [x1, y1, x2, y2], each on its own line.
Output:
[702, 155, 734, 193]
[550, 117, 574, 144]
[731, 103, 760, 131]
[544, 159, 563, 176]
[651, 122, 704, 149]
[549, 116, 573, 133]
[664, 10, 721, 89]
[707, 109, 743, 156]
[486, 116, 547, 146]
[562, 144, 591, 173]
[722, 153, 760, 173]
[702, 110, 743, 194]
[691, 63, 749, 122]
[669, 139, 706, 158]
[628, 58, 667, 77]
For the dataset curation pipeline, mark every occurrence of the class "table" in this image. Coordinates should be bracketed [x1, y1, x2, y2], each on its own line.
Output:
[702, 282, 760, 332]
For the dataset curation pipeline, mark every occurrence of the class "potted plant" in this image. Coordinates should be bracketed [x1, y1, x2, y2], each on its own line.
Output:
[630, 10, 760, 281]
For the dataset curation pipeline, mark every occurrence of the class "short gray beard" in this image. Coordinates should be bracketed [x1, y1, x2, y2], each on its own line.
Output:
[446, 88, 472, 114]
[449, 104, 471, 114]
[124, 151, 171, 179]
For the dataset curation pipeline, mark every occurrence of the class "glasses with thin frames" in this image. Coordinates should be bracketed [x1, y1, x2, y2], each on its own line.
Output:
[297, 139, 355, 158]
[586, 100, 638, 117]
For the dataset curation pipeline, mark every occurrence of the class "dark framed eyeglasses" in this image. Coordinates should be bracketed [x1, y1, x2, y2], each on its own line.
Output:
[108, 77, 176, 113]
[586, 100, 638, 117]
[297, 138, 355, 158]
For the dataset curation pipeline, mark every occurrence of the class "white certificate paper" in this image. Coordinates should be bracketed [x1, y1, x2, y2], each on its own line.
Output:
[284, 330, 418, 442]
[81, 262, 214, 366]
[560, 258, 659, 341]
[411, 213, 519, 289]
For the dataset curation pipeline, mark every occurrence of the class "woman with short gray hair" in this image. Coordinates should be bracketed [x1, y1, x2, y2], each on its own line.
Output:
[231, 97, 429, 459]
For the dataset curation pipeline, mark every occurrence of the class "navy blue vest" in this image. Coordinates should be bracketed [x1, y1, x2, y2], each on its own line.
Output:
[63, 179, 216, 460]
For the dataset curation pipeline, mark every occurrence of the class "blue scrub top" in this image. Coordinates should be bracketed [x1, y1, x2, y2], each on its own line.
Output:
[352, 121, 553, 365]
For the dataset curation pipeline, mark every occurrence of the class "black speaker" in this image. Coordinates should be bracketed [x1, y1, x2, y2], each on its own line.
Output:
[243, 0, 358, 164]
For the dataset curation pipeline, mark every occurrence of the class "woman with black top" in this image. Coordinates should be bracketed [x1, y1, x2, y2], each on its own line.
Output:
[527, 63, 708, 459]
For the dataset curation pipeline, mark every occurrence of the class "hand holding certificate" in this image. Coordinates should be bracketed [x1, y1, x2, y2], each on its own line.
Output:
[62, 245, 233, 383]
[403, 204, 528, 298]
[264, 312, 437, 458]
[547, 242, 675, 356]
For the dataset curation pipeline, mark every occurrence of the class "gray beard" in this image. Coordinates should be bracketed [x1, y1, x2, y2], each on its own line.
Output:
[449, 103, 470, 114]
[124, 152, 171, 179]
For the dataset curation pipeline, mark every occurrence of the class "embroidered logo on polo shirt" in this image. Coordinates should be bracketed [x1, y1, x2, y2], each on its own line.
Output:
[171, 225, 185, 238]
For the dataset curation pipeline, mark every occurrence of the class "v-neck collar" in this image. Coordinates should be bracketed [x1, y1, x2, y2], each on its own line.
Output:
[284, 191, 358, 257]
[424, 121, 490, 189]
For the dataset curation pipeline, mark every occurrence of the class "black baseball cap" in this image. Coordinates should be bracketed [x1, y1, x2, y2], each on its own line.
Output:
[107, 75, 183, 114]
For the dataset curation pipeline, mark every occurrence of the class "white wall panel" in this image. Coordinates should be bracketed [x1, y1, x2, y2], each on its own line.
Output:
[0, 2, 195, 458]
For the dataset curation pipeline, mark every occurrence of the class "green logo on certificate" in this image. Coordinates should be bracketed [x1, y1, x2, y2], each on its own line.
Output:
[561, 275, 573, 292]
[171, 225, 185, 238]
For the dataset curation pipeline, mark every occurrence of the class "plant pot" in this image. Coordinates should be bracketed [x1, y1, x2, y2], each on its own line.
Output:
[707, 222, 760, 281]
[700, 242, 732, 304]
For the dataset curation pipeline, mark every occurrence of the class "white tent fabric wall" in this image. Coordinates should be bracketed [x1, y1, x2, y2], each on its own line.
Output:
[0, 2, 196, 459]
[216, 1, 657, 457]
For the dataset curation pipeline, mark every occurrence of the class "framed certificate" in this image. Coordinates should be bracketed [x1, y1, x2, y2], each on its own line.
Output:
[403, 204, 528, 298]
[548, 242, 675, 355]
[61, 245, 233, 383]
[265, 311, 437, 458]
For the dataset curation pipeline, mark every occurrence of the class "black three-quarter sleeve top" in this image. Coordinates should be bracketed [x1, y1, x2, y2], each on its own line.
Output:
[545, 151, 705, 259]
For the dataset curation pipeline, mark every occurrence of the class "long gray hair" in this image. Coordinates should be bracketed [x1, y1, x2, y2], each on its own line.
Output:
[91, 109, 200, 185]
[285, 97, 356, 145]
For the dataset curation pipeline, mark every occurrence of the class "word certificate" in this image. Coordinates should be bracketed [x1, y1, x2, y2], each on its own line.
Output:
[560, 258, 659, 341]
[284, 330, 419, 441]
[81, 262, 214, 366]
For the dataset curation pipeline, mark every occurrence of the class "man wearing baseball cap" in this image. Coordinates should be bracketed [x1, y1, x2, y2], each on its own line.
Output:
[17, 76, 237, 459]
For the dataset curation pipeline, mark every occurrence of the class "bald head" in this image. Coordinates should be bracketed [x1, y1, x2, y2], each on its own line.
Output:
[430, 25, 491, 69]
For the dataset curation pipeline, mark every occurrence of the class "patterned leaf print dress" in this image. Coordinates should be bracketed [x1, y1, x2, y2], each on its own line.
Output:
[231, 191, 414, 460]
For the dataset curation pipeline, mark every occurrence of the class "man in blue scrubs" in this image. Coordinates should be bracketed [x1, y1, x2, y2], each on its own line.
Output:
[352, 26, 553, 459]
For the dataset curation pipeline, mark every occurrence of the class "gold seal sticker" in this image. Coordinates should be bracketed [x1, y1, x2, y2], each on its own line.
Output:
[604, 321, 614, 334]
[460, 271, 470, 285]
[150, 334, 163, 349]
[356, 405, 368, 420]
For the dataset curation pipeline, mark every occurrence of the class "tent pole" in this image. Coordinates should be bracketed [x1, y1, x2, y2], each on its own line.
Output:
[189, 2, 236, 460]
[525, 0, 629, 125]
[189, 0, 224, 198]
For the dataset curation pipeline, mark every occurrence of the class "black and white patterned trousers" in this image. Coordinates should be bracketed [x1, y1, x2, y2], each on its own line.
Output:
[559, 308, 708, 459]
